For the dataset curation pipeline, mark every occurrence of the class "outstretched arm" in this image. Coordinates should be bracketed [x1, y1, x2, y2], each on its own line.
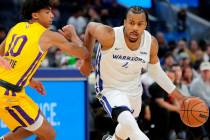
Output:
[148, 36, 186, 102]
[40, 30, 88, 60]
[156, 98, 180, 113]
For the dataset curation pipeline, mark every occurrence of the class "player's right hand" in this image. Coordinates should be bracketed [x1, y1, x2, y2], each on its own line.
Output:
[58, 24, 77, 41]
[29, 78, 46, 95]
[0, 56, 11, 70]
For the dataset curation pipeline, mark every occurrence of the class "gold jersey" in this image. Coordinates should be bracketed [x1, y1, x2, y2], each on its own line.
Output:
[0, 22, 47, 131]
[0, 22, 47, 87]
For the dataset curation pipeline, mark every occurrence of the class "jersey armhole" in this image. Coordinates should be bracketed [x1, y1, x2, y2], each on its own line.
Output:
[101, 28, 118, 54]
[38, 45, 44, 54]
[144, 30, 152, 62]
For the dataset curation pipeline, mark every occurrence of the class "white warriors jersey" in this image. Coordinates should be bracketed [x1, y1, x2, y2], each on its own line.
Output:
[95, 26, 152, 96]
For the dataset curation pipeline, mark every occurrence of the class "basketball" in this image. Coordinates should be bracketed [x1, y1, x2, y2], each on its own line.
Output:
[180, 98, 209, 127]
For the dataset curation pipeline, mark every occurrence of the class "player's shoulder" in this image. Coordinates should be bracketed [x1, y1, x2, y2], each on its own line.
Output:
[14, 21, 26, 26]
[150, 35, 158, 46]
[8, 22, 26, 32]
[88, 22, 113, 33]
[40, 30, 66, 47]
[42, 30, 60, 39]
[149, 35, 159, 54]
[113, 26, 123, 30]
[13, 22, 27, 29]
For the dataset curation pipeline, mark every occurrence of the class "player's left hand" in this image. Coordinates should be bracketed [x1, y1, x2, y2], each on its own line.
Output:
[29, 78, 46, 95]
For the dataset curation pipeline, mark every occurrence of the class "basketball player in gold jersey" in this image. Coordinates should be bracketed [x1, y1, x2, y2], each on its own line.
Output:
[0, 0, 88, 140]
[0, 56, 11, 70]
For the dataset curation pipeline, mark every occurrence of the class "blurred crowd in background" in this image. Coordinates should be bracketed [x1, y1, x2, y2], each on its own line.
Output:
[0, 0, 210, 140]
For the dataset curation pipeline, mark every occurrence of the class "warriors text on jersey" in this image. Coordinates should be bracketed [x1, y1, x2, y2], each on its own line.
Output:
[96, 26, 152, 96]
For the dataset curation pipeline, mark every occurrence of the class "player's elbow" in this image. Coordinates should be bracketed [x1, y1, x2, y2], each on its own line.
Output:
[86, 22, 100, 34]
[87, 22, 96, 29]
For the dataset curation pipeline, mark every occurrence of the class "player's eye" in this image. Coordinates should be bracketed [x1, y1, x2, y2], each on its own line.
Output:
[129, 21, 134, 25]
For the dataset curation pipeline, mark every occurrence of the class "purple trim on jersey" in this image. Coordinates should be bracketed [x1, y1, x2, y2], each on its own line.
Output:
[100, 96, 112, 117]
[95, 46, 103, 94]
[20, 55, 43, 86]
[12, 126, 22, 132]
[5, 107, 27, 127]
[16, 52, 42, 86]
[12, 106, 34, 125]
[99, 96, 133, 118]
[12, 91, 16, 96]
[4, 89, 9, 95]
[117, 105, 133, 113]
[99, 100, 112, 117]
[12, 109, 41, 132]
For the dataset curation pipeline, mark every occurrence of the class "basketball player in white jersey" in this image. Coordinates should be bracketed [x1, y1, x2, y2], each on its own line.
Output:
[79, 6, 187, 140]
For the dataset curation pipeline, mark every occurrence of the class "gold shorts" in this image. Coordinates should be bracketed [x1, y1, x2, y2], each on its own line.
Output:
[0, 87, 40, 132]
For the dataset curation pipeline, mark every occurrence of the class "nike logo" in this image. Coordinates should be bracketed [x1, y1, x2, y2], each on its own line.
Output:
[115, 48, 122, 50]
[140, 52, 147, 55]
[122, 62, 129, 68]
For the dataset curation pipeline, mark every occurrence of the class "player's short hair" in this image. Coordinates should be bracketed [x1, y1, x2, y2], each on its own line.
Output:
[21, 0, 52, 20]
[126, 6, 149, 26]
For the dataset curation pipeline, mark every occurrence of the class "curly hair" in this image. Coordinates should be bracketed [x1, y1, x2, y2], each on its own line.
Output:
[21, 0, 52, 20]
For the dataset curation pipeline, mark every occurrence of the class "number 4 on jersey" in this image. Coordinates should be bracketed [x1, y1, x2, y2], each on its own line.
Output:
[122, 62, 129, 68]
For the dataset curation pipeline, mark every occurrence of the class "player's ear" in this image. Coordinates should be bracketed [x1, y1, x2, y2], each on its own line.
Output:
[32, 12, 39, 20]
[123, 19, 126, 26]
[143, 18, 147, 28]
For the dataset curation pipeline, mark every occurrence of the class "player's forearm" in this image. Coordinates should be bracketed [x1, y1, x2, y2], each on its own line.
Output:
[148, 62, 176, 94]
[170, 89, 186, 102]
[65, 42, 88, 59]
[84, 25, 96, 61]
[157, 100, 179, 112]
[0, 39, 6, 55]
[69, 30, 83, 49]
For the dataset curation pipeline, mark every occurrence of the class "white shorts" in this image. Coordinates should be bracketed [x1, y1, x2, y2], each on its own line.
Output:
[97, 88, 142, 118]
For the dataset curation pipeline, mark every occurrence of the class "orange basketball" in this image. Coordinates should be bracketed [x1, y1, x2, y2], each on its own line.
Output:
[179, 97, 209, 127]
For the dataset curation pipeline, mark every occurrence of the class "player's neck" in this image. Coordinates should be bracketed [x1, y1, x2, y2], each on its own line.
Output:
[28, 19, 38, 24]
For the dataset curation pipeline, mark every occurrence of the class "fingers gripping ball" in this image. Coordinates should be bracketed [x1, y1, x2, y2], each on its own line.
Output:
[180, 98, 209, 127]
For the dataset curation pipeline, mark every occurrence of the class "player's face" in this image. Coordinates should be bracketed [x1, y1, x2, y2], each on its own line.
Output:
[124, 12, 147, 42]
[35, 8, 54, 28]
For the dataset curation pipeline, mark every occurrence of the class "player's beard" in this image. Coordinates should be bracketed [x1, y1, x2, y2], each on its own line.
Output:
[128, 38, 138, 43]
[128, 32, 139, 43]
